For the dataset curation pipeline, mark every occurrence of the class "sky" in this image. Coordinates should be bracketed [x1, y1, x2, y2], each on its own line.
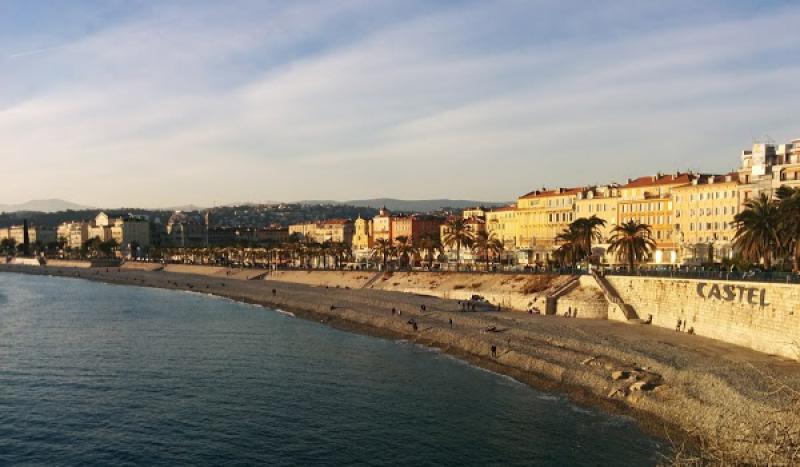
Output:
[1, 0, 799, 208]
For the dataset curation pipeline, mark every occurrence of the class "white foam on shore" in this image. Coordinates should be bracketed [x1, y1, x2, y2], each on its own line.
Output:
[435, 352, 525, 386]
[274, 309, 296, 318]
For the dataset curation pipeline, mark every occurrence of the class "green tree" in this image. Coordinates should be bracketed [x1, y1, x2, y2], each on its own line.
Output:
[417, 234, 442, 269]
[442, 218, 474, 270]
[776, 186, 800, 271]
[733, 192, 781, 270]
[371, 238, 394, 270]
[0, 238, 16, 255]
[472, 231, 503, 271]
[394, 236, 418, 269]
[607, 221, 656, 272]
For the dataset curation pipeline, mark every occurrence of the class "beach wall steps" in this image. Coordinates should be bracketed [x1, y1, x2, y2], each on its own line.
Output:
[544, 275, 580, 315]
[362, 271, 385, 289]
[592, 272, 640, 321]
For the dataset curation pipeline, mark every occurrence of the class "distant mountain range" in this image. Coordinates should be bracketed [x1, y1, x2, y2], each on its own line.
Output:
[0, 198, 511, 215]
[298, 198, 510, 212]
[0, 199, 93, 213]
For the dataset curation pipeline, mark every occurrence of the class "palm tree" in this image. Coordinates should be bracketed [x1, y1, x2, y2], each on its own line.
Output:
[554, 227, 584, 268]
[554, 216, 607, 267]
[607, 221, 656, 272]
[472, 231, 503, 271]
[442, 218, 474, 270]
[572, 215, 606, 258]
[372, 238, 393, 270]
[733, 192, 781, 270]
[776, 186, 800, 271]
[394, 236, 418, 269]
[417, 234, 442, 269]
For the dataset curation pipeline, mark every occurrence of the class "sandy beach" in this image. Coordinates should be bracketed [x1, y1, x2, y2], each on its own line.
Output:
[3, 264, 799, 462]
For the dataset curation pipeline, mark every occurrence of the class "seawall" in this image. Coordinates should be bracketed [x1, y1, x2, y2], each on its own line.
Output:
[607, 275, 800, 360]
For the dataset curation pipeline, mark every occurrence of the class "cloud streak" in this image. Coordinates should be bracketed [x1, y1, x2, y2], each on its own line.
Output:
[1, 0, 799, 207]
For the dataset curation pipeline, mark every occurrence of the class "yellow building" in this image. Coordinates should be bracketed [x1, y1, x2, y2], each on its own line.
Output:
[372, 207, 392, 242]
[59, 221, 89, 250]
[6, 225, 56, 246]
[352, 215, 373, 252]
[618, 173, 695, 265]
[485, 205, 518, 249]
[288, 220, 355, 246]
[574, 185, 621, 261]
[673, 173, 740, 264]
[515, 187, 582, 264]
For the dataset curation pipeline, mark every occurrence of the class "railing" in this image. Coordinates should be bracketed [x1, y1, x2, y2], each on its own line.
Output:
[603, 268, 800, 284]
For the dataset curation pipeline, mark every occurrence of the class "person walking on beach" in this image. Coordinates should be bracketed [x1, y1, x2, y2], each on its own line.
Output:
[676, 319, 682, 332]
[491, 345, 497, 358]
[449, 318, 453, 329]
[391, 307, 396, 315]
[272, 289, 276, 297]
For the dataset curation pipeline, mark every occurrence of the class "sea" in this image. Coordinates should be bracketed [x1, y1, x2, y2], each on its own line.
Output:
[0, 272, 664, 466]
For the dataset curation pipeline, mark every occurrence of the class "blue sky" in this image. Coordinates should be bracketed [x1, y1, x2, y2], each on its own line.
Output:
[1, 0, 799, 208]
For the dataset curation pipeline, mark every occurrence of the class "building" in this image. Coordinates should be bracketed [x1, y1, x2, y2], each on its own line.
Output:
[166, 211, 207, 247]
[673, 173, 740, 264]
[574, 185, 621, 261]
[515, 187, 582, 264]
[485, 205, 518, 250]
[618, 172, 695, 265]
[111, 215, 151, 254]
[351, 215, 373, 256]
[10, 224, 56, 246]
[288, 219, 355, 246]
[738, 141, 800, 204]
[88, 212, 113, 242]
[256, 227, 289, 245]
[390, 215, 444, 243]
[372, 207, 393, 243]
[59, 221, 89, 250]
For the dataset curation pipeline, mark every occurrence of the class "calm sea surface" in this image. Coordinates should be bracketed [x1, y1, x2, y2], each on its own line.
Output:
[0, 273, 664, 466]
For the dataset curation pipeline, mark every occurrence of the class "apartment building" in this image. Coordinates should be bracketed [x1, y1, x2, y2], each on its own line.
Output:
[673, 173, 740, 264]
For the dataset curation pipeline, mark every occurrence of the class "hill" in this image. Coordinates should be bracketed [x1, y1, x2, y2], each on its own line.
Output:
[299, 198, 509, 212]
[0, 199, 92, 213]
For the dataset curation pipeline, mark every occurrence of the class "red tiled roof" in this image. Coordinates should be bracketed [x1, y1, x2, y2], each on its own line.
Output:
[621, 173, 694, 188]
[519, 187, 583, 199]
[491, 205, 517, 212]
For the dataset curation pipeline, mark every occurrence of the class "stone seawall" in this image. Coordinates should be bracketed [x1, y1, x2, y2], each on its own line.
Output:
[267, 271, 578, 312]
[606, 275, 800, 360]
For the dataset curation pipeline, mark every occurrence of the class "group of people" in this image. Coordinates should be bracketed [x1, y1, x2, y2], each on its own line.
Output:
[675, 319, 695, 335]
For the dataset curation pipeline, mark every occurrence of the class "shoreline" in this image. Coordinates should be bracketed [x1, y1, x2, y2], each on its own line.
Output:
[4, 264, 799, 462]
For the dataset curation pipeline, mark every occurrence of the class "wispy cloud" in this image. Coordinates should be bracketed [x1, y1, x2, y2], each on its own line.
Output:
[6, 44, 68, 60]
[1, 0, 799, 207]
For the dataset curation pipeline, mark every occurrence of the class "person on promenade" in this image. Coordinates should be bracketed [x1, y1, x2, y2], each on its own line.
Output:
[491, 345, 497, 358]
[449, 318, 453, 328]
[391, 307, 396, 315]
[676, 319, 682, 331]
[272, 289, 276, 297]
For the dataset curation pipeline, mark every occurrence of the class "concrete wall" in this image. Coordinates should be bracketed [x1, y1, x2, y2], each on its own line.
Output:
[606, 275, 800, 360]
[555, 276, 608, 319]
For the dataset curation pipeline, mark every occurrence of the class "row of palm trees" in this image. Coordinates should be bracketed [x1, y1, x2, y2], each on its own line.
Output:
[369, 218, 505, 271]
[553, 215, 656, 271]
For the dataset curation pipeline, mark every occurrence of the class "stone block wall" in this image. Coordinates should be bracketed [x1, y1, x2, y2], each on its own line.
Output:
[606, 275, 800, 360]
